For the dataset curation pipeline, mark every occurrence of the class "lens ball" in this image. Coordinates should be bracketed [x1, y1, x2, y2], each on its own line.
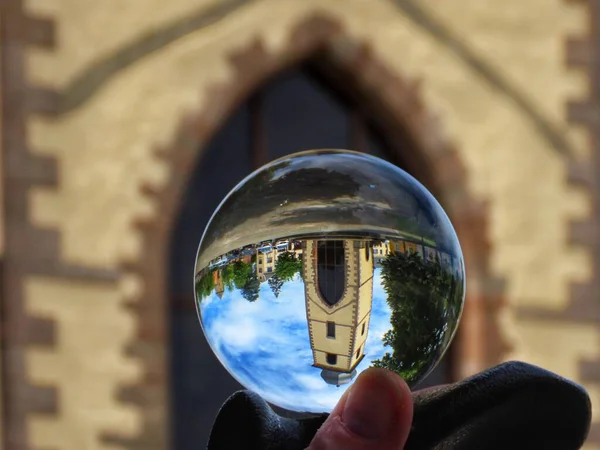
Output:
[194, 149, 465, 414]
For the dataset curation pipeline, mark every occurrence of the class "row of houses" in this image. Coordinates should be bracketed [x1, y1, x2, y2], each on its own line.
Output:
[372, 239, 463, 278]
[202, 236, 463, 294]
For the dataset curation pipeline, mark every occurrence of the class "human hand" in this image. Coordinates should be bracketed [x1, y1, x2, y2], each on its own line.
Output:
[306, 368, 412, 450]
[207, 361, 591, 450]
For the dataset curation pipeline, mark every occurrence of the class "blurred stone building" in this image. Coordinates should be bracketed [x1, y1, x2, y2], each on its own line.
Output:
[1, 0, 599, 449]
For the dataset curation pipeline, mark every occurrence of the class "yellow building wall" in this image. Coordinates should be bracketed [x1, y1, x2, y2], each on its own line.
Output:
[18, 0, 598, 447]
[310, 321, 353, 357]
[313, 351, 352, 371]
[351, 317, 370, 362]
[304, 293, 355, 323]
[1, 18, 5, 450]
[356, 246, 374, 325]
[305, 240, 356, 372]
[25, 277, 142, 450]
[256, 250, 276, 279]
[351, 245, 374, 368]
[372, 241, 390, 257]
[306, 241, 374, 372]
[303, 241, 356, 322]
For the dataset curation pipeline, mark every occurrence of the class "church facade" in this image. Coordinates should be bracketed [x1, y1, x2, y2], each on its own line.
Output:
[303, 239, 373, 384]
[1, 0, 599, 449]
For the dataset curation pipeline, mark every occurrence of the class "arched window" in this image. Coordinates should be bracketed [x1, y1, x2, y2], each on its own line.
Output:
[317, 241, 346, 306]
[326, 353, 338, 365]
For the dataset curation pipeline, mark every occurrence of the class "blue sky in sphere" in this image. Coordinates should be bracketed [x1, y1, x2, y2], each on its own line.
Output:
[199, 268, 392, 413]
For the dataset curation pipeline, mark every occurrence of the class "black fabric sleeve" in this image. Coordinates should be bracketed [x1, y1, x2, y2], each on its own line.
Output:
[207, 361, 591, 450]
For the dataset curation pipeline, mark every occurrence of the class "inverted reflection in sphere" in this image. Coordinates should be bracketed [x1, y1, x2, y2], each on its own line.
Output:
[194, 149, 465, 414]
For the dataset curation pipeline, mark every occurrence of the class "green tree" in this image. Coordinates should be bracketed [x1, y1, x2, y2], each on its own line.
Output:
[241, 272, 260, 302]
[371, 251, 460, 383]
[221, 264, 235, 291]
[275, 252, 302, 282]
[195, 269, 216, 300]
[232, 261, 252, 289]
[268, 275, 284, 298]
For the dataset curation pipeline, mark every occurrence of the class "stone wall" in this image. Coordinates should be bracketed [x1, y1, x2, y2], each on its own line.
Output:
[1, 20, 5, 450]
[1, 0, 597, 448]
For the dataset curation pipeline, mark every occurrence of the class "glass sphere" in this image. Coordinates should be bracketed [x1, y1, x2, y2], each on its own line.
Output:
[194, 149, 465, 414]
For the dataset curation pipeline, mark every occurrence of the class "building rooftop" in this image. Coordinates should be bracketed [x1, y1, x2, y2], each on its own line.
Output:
[320, 369, 357, 387]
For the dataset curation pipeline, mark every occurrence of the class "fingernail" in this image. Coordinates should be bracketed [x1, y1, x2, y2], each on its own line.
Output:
[342, 371, 399, 439]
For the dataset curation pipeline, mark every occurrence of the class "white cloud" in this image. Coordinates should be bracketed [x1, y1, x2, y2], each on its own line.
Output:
[294, 373, 327, 391]
[198, 268, 393, 413]
[218, 318, 259, 352]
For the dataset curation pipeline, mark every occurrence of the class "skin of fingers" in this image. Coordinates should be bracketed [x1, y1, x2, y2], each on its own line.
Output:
[307, 368, 413, 450]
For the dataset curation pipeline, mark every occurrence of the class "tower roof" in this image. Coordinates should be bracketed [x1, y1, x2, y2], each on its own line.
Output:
[320, 369, 357, 387]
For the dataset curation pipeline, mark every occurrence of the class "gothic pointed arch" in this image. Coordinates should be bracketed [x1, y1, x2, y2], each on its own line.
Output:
[103, 12, 508, 450]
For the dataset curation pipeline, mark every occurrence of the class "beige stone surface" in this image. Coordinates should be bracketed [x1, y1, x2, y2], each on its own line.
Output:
[329, 0, 591, 311]
[515, 318, 599, 381]
[0, 28, 4, 260]
[27, 0, 591, 304]
[19, 0, 598, 446]
[24, 277, 142, 450]
[1, 22, 5, 450]
[24, 0, 225, 89]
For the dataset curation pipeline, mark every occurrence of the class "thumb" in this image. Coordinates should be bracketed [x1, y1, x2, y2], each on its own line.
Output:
[307, 368, 413, 450]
